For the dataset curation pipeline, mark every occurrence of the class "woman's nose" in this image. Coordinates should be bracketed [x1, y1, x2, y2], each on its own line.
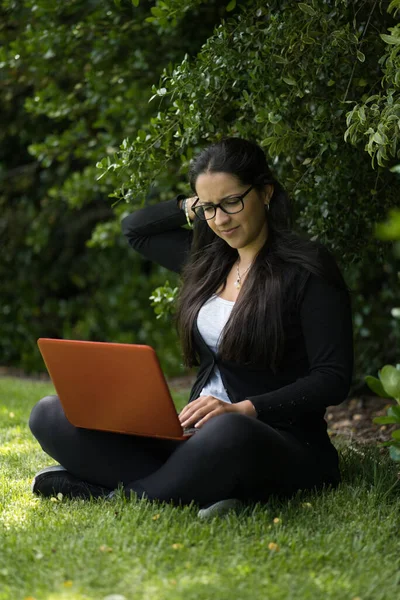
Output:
[214, 206, 231, 226]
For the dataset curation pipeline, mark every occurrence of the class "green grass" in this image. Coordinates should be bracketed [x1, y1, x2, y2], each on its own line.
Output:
[1, 376, 399, 600]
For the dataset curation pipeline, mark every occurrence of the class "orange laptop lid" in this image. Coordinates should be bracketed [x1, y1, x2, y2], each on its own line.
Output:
[37, 338, 193, 441]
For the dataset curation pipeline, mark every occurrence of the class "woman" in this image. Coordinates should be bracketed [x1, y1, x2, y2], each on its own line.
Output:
[29, 137, 354, 518]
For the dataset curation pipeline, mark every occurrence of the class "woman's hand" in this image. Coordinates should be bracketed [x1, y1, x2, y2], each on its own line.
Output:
[178, 395, 257, 429]
[186, 196, 198, 221]
[179, 196, 197, 222]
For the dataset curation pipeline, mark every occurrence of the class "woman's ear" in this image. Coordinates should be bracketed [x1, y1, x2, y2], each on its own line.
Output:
[265, 183, 274, 203]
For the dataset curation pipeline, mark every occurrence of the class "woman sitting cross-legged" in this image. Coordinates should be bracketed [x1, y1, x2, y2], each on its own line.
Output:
[29, 136, 354, 518]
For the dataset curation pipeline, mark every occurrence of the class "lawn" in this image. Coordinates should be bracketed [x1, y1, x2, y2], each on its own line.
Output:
[0, 376, 399, 600]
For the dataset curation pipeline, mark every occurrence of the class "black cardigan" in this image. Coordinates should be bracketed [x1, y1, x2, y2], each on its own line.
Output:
[121, 195, 354, 453]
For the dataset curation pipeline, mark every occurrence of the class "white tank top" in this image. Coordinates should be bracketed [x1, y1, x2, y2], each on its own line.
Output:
[196, 293, 235, 403]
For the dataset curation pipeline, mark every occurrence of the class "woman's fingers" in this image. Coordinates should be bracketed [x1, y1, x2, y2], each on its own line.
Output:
[179, 397, 235, 429]
[194, 409, 220, 429]
[179, 396, 217, 428]
[187, 196, 198, 221]
[194, 403, 235, 428]
[179, 396, 210, 419]
[178, 399, 202, 422]
[180, 406, 208, 428]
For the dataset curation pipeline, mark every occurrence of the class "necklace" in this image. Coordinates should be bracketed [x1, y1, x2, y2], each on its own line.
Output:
[234, 259, 253, 289]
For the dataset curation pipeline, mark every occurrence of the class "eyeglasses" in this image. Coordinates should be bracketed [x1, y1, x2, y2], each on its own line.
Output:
[192, 185, 253, 221]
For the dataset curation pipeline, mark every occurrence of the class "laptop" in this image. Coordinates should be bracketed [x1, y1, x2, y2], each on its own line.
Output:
[37, 338, 198, 441]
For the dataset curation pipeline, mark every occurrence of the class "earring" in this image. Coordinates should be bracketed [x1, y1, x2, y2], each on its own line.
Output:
[265, 203, 270, 212]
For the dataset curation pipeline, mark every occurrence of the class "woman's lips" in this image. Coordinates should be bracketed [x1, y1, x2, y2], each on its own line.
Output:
[221, 226, 239, 236]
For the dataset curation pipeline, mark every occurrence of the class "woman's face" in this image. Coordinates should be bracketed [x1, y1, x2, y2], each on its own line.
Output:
[195, 171, 273, 255]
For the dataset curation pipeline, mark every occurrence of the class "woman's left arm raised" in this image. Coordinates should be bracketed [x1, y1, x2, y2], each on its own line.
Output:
[245, 272, 354, 425]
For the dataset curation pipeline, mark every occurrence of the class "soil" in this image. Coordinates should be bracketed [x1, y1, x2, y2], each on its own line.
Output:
[1, 367, 397, 447]
[324, 395, 397, 446]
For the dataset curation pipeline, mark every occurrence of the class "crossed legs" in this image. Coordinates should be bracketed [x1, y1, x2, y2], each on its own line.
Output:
[29, 395, 339, 506]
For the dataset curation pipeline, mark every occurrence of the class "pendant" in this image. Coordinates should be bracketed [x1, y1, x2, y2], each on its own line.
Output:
[234, 279, 241, 289]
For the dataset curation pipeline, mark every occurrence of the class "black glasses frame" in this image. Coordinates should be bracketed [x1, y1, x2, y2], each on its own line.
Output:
[192, 185, 254, 221]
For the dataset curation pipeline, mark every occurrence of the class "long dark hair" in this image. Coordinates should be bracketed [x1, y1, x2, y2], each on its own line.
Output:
[174, 137, 351, 373]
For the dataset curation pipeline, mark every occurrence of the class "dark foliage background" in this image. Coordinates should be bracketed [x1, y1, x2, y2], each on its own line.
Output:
[1, 0, 399, 390]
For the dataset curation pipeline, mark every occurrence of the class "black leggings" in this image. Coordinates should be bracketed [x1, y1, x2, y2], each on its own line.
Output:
[29, 395, 340, 506]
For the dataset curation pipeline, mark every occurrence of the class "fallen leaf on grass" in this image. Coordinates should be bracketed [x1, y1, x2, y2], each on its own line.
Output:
[50, 493, 63, 502]
[171, 543, 184, 550]
[268, 542, 280, 551]
[99, 545, 113, 552]
[352, 414, 363, 421]
[273, 518, 281, 524]
[302, 502, 312, 508]
[152, 513, 160, 520]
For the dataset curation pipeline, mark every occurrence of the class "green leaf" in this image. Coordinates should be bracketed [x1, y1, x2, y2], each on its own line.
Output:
[388, 405, 400, 419]
[379, 365, 400, 400]
[282, 76, 296, 86]
[272, 54, 288, 65]
[379, 440, 395, 447]
[150, 6, 164, 17]
[356, 50, 365, 62]
[365, 375, 394, 399]
[261, 137, 276, 147]
[344, 122, 357, 143]
[226, 0, 236, 11]
[375, 209, 400, 240]
[132, 0, 140, 5]
[388, 0, 400, 15]
[298, 3, 316, 16]
[389, 444, 400, 461]
[380, 33, 400, 45]
[391, 429, 400, 440]
[373, 416, 399, 425]
[266, 112, 282, 124]
[372, 131, 384, 145]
